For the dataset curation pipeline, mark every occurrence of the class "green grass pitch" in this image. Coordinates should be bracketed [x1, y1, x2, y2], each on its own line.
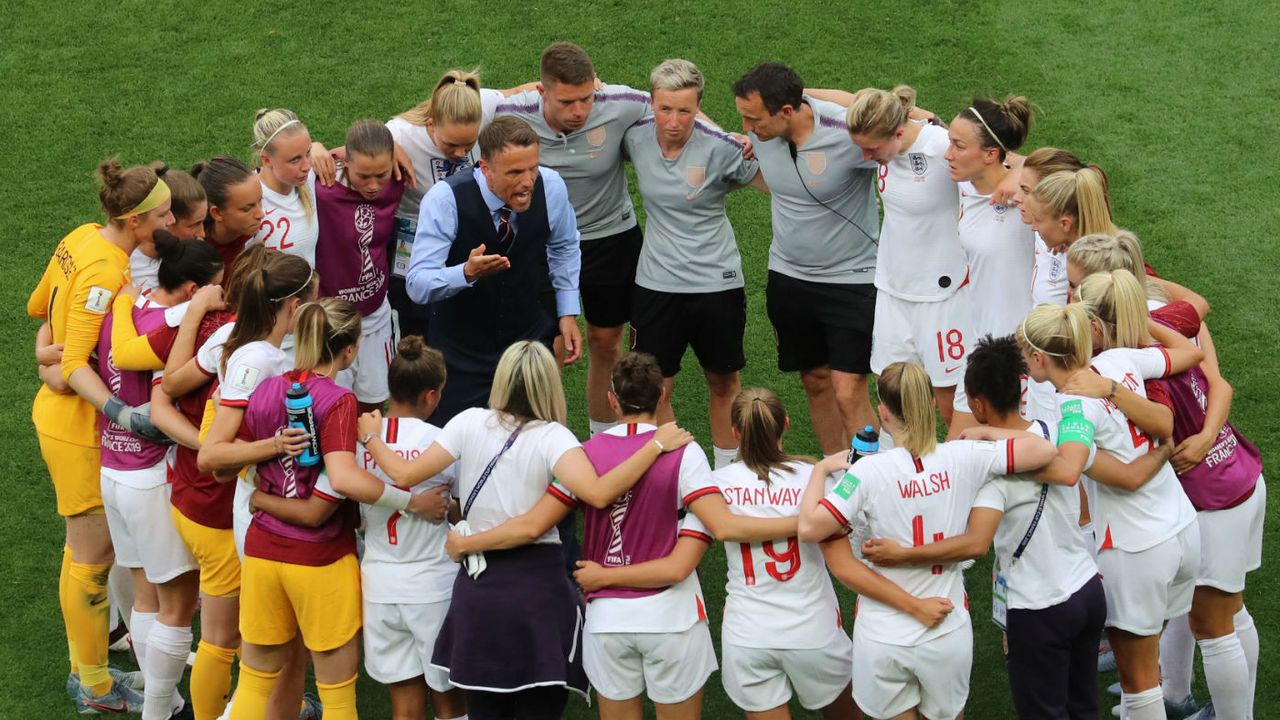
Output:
[1, 1, 1276, 717]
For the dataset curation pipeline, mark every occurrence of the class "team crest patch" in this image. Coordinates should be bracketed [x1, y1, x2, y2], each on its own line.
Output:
[84, 286, 113, 313]
[230, 365, 262, 393]
[992, 202, 1009, 214]
[586, 126, 607, 148]
[806, 152, 828, 176]
[685, 165, 706, 199]
[833, 473, 860, 500]
[909, 153, 927, 175]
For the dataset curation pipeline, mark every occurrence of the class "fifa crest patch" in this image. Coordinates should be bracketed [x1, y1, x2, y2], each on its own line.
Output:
[909, 153, 927, 175]
[85, 286, 113, 313]
[833, 473, 860, 500]
[231, 365, 262, 393]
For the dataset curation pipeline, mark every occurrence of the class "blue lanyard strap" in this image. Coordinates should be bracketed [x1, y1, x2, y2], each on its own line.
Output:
[1012, 420, 1052, 564]
[462, 426, 522, 520]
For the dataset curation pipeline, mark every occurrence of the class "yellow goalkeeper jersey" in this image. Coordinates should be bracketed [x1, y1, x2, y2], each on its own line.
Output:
[28, 223, 131, 447]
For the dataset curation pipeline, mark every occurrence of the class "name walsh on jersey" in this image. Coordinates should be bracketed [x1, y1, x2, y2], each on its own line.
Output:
[898, 471, 952, 500]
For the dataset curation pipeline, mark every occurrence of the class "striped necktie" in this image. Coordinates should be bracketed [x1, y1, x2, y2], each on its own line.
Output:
[495, 206, 515, 251]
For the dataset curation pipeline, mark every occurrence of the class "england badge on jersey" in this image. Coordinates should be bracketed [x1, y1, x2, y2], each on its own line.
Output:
[685, 165, 706, 199]
[909, 153, 927, 175]
[85, 286, 114, 314]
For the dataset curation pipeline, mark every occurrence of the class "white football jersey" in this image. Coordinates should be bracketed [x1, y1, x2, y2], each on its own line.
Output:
[957, 182, 1035, 337]
[356, 416, 457, 604]
[387, 89, 503, 224]
[874, 123, 966, 302]
[973, 420, 1096, 610]
[1065, 347, 1197, 552]
[717, 461, 843, 649]
[216, 338, 289, 407]
[821, 440, 1016, 646]
[129, 250, 161, 295]
[1030, 234, 1069, 307]
[253, 171, 321, 268]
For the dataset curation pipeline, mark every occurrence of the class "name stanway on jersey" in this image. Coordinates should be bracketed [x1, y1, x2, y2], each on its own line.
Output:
[355, 416, 457, 604]
[875, 122, 966, 302]
[820, 440, 1017, 646]
[1066, 346, 1197, 553]
[717, 461, 842, 650]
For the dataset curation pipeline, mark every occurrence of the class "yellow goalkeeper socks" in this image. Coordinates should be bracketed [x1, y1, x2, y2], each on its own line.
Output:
[191, 640, 237, 720]
[64, 560, 112, 694]
[316, 674, 358, 720]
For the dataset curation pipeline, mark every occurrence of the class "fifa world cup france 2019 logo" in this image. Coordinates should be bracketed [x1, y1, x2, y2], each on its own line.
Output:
[355, 204, 384, 292]
[604, 490, 633, 566]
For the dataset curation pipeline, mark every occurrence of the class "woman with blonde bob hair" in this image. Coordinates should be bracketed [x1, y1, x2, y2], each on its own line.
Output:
[357, 341, 695, 719]
[799, 360, 1057, 720]
[1066, 229, 1210, 319]
[1016, 301, 1205, 720]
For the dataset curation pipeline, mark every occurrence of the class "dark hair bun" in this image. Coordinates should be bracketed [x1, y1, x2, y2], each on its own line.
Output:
[152, 229, 181, 259]
[97, 158, 125, 188]
[397, 335, 426, 361]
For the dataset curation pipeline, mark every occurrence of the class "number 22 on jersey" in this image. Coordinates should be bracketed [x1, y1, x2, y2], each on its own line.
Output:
[740, 538, 801, 585]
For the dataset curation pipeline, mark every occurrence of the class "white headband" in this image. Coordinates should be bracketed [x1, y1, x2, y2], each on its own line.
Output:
[261, 119, 302, 150]
[967, 107, 1008, 153]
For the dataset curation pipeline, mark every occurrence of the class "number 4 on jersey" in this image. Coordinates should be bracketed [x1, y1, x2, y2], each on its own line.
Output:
[912, 515, 945, 575]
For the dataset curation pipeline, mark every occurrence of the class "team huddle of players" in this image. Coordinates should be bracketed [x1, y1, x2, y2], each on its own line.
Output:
[29, 39, 1263, 720]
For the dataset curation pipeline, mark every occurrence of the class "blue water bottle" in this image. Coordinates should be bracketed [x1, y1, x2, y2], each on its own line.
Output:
[285, 382, 321, 467]
[847, 425, 879, 464]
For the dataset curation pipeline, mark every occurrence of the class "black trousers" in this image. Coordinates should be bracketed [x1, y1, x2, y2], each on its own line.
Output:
[464, 687, 568, 720]
[1006, 574, 1107, 719]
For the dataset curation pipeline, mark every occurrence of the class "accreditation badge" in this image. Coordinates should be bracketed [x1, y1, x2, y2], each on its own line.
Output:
[992, 562, 1009, 631]
[393, 218, 415, 278]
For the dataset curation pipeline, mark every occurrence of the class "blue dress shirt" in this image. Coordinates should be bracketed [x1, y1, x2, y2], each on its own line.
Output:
[406, 166, 582, 317]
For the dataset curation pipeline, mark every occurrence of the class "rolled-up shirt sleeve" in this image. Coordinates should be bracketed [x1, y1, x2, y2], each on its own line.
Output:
[542, 169, 582, 317]
[406, 182, 473, 304]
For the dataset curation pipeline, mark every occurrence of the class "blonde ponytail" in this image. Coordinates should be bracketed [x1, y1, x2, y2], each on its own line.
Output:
[399, 69, 483, 128]
[1017, 304, 1093, 370]
[1074, 269, 1153, 350]
[846, 85, 914, 138]
[292, 298, 363, 372]
[1067, 230, 1168, 303]
[877, 363, 937, 458]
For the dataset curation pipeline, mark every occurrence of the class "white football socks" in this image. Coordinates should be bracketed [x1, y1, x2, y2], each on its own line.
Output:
[142, 622, 192, 720]
[1235, 606, 1259, 710]
[1120, 687, 1165, 720]
[1160, 613, 1195, 702]
[130, 609, 157, 677]
[1200, 633, 1251, 719]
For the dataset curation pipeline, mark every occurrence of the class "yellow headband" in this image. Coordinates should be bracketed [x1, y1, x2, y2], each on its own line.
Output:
[115, 179, 171, 219]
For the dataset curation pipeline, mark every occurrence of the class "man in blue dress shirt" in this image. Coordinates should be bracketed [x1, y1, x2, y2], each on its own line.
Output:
[406, 116, 583, 423]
